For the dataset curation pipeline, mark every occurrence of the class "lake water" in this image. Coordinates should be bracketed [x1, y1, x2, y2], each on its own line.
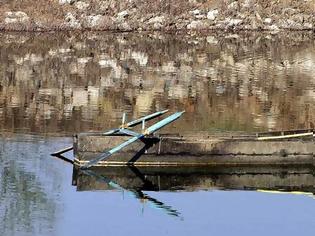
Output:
[1, 136, 315, 236]
[0, 31, 315, 135]
[1, 31, 315, 235]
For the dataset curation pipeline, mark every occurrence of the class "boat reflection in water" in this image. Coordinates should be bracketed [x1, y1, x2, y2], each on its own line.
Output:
[71, 165, 315, 218]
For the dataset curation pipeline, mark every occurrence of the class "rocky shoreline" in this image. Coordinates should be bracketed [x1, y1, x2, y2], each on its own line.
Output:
[0, 0, 315, 32]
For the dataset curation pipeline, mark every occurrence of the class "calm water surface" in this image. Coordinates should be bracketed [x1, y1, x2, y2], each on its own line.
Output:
[1, 136, 315, 236]
[1, 31, 315, 235]
[0, 32, 315, 135]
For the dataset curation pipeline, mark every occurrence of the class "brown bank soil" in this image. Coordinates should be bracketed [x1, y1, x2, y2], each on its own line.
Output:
[0, 0, 314, 32]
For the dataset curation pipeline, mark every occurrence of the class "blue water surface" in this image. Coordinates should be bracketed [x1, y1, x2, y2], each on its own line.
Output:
[0, 136, 315, 236]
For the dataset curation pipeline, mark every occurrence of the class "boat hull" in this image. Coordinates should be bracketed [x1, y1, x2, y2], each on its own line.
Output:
[74, 133, 315, 166]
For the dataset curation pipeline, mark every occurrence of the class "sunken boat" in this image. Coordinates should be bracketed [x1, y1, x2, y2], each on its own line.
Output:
[64, 110, 315, 168]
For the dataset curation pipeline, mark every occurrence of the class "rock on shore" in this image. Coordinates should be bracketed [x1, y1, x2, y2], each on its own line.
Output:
[0, 0, 314, 31]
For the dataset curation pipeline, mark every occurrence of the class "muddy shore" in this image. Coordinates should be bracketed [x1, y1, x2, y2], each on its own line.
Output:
[0, 0, 315, 32]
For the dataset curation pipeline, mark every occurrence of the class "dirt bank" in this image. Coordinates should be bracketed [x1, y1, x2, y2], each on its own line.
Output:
[0, 0, 315, 32]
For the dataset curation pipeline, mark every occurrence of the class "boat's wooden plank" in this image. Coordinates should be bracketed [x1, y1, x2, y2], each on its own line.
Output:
[257, 132, 313, 140]
[74, 152, 315, 166]
[75, 134, 315, 155]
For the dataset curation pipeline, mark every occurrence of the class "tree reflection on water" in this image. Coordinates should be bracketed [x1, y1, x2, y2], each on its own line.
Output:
[0, 137, 64, 236]
[0, 32, 314, 136]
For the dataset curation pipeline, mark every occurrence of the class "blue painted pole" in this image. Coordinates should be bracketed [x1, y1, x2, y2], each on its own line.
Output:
[125, 109, 169, 128]
[144, 111, 185, 135]
[81, 111, 184, 169]
[103, 109, 169, 135]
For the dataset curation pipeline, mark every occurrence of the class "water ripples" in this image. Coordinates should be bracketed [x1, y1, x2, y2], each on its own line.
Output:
[0, 32, 314, 135]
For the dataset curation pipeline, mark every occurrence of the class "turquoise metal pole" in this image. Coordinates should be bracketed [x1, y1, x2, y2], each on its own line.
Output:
[125, 109, 169, 127]
[145, 111, 185, 135]
[81, 111, 184, 169]
[103, 109, 169, 135]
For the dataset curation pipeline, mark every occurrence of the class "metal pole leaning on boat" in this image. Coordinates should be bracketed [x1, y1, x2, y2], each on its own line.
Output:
[50, 109, 169, 156]
[123, 109, 169, 128]
[103, 109, 169, 135]
[80, 111, 185, 169]
[143, 111, 185, 135]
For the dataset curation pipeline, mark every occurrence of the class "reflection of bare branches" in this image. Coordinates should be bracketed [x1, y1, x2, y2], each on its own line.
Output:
[80, 168, 182, 219]
[0, 146, 56, 236]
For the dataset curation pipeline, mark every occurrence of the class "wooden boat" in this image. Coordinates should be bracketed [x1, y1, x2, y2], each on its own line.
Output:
[52, 110, 315, 168]
[74, 131, 315, 167]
